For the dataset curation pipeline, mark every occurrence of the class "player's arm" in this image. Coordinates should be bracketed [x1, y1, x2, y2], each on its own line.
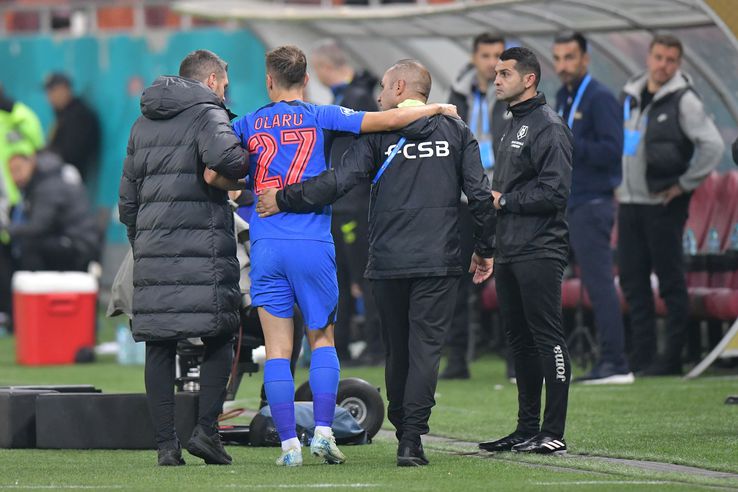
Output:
[256, 136, 378, 217]
[359, 103, 458, 133]
[203, 168, 247, 191]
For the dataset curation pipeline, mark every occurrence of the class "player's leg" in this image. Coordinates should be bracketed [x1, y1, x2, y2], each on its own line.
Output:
[250, 239, 301, 466]
[290, 240, 344, 464]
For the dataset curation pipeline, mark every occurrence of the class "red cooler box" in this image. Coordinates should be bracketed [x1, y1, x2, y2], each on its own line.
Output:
[13, 272, 97, 365]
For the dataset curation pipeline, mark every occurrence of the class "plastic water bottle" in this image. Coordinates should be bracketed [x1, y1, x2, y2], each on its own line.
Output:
[116, 325, 133, 365]
[683, 228, 697, 256]
[706, 228, 721, 254]
[729, 224, 738, 251]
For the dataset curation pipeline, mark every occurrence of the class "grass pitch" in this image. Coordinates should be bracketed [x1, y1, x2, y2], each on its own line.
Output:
[1, 324, 737, 491]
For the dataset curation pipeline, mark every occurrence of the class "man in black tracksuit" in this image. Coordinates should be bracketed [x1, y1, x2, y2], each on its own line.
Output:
[256, 59, 496, 466]
[311, 40, 383, 365]
[478, 47, 573, 455]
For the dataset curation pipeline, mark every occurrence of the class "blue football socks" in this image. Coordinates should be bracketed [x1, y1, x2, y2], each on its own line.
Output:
[264, 358, 297, 442]
[309, 346, 340, 428]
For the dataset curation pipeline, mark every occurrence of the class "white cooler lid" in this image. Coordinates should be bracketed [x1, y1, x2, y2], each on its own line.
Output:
[12, 271, 98, 294]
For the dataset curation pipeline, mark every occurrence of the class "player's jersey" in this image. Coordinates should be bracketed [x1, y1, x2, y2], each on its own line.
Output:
[232, 100, 365, 243]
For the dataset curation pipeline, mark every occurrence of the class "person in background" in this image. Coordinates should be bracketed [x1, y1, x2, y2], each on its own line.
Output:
[442, 32, 507, 380]
[311, 39, 383, 366]
[5, 145, 97, 271]
[617, 34, 723, 376]
[44, 73, 101, 185]
[0, 85, 44, 334]
[552, 31, 632, 385]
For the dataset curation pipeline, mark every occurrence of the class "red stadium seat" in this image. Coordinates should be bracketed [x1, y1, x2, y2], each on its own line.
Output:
[700, 171, 738, 253]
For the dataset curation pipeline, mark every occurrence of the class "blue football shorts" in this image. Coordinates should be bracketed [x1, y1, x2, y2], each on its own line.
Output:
[249, 238, 339, 330]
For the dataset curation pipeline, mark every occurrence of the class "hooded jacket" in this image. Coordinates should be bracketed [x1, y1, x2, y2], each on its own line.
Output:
[0, 93, 44, 206]
[276, 111, 496, 279]
[118, 76, 247, 342]
[9, 151, 97, 259]
[492, 93, 573, 264]
[329, 70, 379, 216]
[617, 70, 723, 204]
[448, 65, 509, 155]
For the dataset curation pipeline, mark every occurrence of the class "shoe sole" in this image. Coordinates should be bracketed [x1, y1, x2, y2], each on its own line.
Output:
[513, 448, 567, 455]
[311, 448, 345, 464]
[186, 442, 232, 465]
[397, 456, 428, 467]
[580, 373, 635, 385]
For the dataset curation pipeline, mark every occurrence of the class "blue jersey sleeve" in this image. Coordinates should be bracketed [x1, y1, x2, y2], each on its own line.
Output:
[315, 105, 365, 134]
[232, 115, 250, 147]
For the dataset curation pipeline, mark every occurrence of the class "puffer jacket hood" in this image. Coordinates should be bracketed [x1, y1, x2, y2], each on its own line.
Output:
[351, 70, 378, 92]
[451, 64, 476, 97]
[140, 76, 222, 121]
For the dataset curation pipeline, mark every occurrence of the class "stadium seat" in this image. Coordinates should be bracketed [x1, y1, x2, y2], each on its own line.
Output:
[685, 171, 720, 250]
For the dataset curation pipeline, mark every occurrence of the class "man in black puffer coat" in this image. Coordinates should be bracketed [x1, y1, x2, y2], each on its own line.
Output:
[119, 50, 247, 467]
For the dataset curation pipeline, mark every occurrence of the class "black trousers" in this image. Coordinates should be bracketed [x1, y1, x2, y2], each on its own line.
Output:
[18, 236, 90, 272]
[496, 259, 570, 439]
[568, 198, 628, 371]
[332, 212, 381, 360]
[371, 276, 459, 442]
[617, 196, 690, 371]
[145, 334, 233, 448]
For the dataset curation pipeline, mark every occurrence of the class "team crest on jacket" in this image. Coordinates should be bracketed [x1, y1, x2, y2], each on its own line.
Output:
[517, 125, 528, 140]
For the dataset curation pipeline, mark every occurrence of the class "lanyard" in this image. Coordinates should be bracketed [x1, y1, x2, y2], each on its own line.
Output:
[372, 137, 406, 185]
[470, 91, 490, 137]
[558, 73, 592, 128]
[624, 95, 632, 121]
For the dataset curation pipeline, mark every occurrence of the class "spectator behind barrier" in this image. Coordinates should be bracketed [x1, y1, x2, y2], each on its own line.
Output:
[5, 144, 98, 272]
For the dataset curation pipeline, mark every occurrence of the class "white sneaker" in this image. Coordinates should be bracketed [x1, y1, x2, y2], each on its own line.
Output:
[310, 430, 346, 464]
[580, 372, 635, 385]
[276, 447, 303, 467]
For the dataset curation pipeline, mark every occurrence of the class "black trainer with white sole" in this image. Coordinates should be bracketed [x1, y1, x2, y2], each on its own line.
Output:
[478, 431, 535, 452]
[512, 435, 567, 454]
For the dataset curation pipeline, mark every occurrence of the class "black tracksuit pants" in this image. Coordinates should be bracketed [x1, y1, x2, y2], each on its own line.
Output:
[145, 334, 233, 448]
[617, 196, 690, 371]
[371, 276, 460, 443]
[495, 258, 570, 439]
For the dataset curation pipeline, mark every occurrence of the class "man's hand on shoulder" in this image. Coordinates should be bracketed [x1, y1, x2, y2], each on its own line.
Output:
[256, 188, 281, 218]
[437, 103, 459, 119]
[469, 253, 494, 284]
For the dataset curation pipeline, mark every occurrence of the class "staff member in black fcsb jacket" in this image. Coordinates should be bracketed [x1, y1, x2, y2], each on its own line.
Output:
[478, 47, 574, 455]
[256, 59, 496, 467]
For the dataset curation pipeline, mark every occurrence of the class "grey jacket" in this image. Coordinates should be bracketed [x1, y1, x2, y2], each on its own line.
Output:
[617, 70, 724, 204]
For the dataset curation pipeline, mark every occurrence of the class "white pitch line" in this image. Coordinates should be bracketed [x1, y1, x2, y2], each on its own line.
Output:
[534, 481, 673, 486]
[224, 485, 379, 489]
[0, 487, 123, 490]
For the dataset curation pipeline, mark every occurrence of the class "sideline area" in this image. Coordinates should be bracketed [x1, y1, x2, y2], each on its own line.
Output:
[1, 325, 737, 490]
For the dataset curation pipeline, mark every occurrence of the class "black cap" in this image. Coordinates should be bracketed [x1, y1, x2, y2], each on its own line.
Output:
[44, 72, 71, 90]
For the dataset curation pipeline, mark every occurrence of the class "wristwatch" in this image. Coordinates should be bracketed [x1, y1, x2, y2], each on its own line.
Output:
[498, 195, 506, 209]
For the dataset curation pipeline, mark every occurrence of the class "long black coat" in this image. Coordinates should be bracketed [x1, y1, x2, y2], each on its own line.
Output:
[118, 76, 247, 342]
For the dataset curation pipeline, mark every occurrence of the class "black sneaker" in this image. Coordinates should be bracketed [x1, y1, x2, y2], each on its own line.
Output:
[512, 434, 567, 454]
[186, 425, 232, 465]
[440, 354, 470, 380]
[397, 439, 429, 467]
[478, 431, 535, 452]
[158, 446, 185, 466]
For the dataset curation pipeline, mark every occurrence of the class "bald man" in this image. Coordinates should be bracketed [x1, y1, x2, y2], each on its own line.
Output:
[256, 60, 496, 466]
